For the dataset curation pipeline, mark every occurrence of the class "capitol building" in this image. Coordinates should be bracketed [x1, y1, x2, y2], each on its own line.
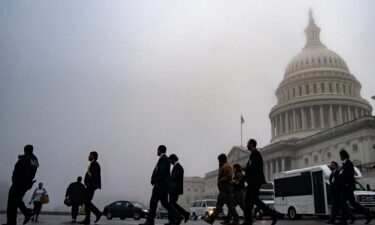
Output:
[180, 11, 375, 208]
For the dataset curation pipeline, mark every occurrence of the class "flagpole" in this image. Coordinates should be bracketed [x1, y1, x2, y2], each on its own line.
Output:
[241, 115, 243, 147]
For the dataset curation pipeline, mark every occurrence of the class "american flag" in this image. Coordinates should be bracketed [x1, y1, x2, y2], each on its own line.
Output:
[241, 115, 245, 124]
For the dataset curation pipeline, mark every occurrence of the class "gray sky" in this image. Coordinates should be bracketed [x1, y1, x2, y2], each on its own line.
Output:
[1, 0, 374, 210]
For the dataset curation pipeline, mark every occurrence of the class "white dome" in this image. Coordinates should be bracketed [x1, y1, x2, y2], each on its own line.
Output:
[284, 46, 350, 78]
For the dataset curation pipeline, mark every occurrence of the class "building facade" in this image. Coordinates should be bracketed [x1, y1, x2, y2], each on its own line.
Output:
[181, 10, 375, 208]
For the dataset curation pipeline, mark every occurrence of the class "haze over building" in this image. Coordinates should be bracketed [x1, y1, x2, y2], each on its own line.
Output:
[181, 10, 375, 208]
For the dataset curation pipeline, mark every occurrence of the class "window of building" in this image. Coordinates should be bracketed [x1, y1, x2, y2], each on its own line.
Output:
[314, 155, 318, 162]
[321, 83, 325, 93]
[336, 83, 340, 93]
[343, 84, 346, 94]
[327, 152, 332, 159]
[293, 88, 296, 98]
[305, 85, 310, 95]
[305, 158, 309, 165]
[313, 83, 317, 93]
[299, 86, 302, 96]
[329, 83, 333, 93]
[352, 144, 358, 153]
[348, 85, 352, 96]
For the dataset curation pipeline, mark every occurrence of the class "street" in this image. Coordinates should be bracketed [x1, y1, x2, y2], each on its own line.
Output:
[0, 214, 373, 225]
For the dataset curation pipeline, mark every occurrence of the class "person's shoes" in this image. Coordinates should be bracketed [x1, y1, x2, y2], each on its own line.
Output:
[365, 216, 372, 225]
[349, 217, 356, 224]
[184, 214, 190, 223]
[271, 216, 277, 225]
[229, 220, 239, 225]
[139, 221, 155, 225]
[23, 209, 33, 225]
[176, 217, 183, 225]
[78, 220, 90, 225]
[202, 216, 214, 225]
[94, 212, 102, 223]
[336, 222, 348, 225]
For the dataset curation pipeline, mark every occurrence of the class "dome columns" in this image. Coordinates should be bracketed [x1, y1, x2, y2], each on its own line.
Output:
[271, 104, 371, 142]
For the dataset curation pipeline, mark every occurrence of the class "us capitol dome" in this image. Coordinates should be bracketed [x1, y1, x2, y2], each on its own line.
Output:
[269, 10, 372, 143]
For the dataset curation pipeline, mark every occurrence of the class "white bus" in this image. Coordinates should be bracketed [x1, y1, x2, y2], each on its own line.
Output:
[274, 165, 375, 219]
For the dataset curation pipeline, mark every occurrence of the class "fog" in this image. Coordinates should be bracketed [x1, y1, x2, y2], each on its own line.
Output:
[1, 0, 374, 210]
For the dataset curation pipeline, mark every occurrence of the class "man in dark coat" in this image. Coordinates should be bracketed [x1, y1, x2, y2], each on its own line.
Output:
[168, 154, 190, 225]
[338, 149, 371, 225]
[243, 139, 277, 225]
[66, 176, 86, 223]
[326, 161, 342, 224]
[79, 151, 102, 225]
[140, 145, 181, 225]
[3, 145, 39, 225]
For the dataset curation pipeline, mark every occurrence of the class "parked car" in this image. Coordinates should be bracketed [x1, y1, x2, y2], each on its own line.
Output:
[103, 201, 148, 220]
[190, 199, 217, 220]
[156, 206, 168, 219]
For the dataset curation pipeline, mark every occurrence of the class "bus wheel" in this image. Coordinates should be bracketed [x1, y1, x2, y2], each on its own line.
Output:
[287, 207, 300, 220]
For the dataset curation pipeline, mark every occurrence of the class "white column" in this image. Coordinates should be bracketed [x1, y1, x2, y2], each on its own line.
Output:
[320, 106, 324, 128]
[293, 109, 296, 131]
[270, 160, 274, 180]
[279, 114, 283, 134]
[301, 108, 306, 130]
[310, 106, 315, 129]
[339, 105, 343, 123]
[330, 105, 334, 127]
[281, 158, 285, 172]
[275, 158, 279, 173]
[355, 107, 359, 118]
[264, 161, 269, 181]
[348, 107, 352, 121]
[285, 111, 289, 133]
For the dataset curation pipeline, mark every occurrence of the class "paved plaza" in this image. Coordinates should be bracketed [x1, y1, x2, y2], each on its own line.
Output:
[0, 215, 373, 225]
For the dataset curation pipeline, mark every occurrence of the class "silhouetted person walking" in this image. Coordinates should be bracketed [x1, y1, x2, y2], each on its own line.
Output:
[140, 145, 181, 225]
[223, 164, 245, 225]
[203, 154, 239, 225]
[338, 149, 371, 225]
[326, 161, 350, 224]
[79, 151, 102, 225]
[29, 182, 47, 222]
[66, 177, 85, 223]
[167, 154, 190, 225]
[3, 145, 39, 225]
[243, 139, 277, 225]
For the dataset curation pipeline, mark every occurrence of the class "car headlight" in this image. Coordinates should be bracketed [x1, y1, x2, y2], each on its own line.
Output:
[142, 209, 149, 213]
[208, 209, 214, 216]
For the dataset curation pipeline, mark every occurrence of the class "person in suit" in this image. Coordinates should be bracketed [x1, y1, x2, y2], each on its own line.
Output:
[338, 149, 372, 225]
[167, 154, 190, 225]
[79, 151, 102, 225]
[66, 176, 86, 223]
[326, 161, 342, 224]
[3, 145, 39, 225]
[203, 154, 239, 225]
[243, 139, 277, 225]
[140, 145, 181, 225]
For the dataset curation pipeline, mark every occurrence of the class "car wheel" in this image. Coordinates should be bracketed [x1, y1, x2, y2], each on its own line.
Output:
[287, 207, 300, 220]
[106, 212, 113, 220]
[134, 213, 141, 220]
[254, 208, 263, 220]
